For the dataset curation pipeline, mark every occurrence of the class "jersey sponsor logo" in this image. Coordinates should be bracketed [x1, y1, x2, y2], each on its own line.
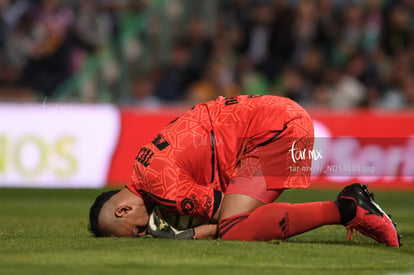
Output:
[181, 194, 211, 217]
[135, 147, 154, 167]
[152, 134, 169, 151]
[180, 197, 195, 215]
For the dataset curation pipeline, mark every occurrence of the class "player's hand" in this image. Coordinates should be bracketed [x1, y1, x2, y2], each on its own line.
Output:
[147, 205, 195, 239]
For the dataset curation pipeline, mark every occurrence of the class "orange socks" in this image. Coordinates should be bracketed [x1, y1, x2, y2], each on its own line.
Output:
[218, 201, 341, 241]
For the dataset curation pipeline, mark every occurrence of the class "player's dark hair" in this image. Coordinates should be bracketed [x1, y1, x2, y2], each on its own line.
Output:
[88, 190, 120, 237]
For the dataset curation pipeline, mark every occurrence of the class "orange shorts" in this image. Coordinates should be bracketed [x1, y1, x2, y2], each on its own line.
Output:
[226, 100, 314, 203]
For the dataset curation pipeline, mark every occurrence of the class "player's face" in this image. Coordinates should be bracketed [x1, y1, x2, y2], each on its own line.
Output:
[116, 204, 149, 238]
[111, 213, 148, 238]
[98, 192, 149, 238]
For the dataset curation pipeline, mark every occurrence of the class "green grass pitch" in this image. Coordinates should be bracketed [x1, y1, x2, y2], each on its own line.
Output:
[0, 187, 413, 275]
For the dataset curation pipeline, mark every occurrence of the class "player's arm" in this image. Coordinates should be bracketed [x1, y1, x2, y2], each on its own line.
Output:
[194, 224, 218, 239]
[174, 170, 223, 221]
[131, 161, 223, 221]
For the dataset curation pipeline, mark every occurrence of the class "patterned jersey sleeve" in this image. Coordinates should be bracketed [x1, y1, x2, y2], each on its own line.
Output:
[174, 168, 222, 220]
[127, 159, 222, 220]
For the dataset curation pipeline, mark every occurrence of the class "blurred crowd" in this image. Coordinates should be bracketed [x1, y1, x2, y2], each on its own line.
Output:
[0, 0, 144, 101]
[139, 0, 414, 109]
[1, 0, 414, 109]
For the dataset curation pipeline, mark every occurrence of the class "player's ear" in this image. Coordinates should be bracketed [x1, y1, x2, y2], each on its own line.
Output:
[115, 204, 132, 218]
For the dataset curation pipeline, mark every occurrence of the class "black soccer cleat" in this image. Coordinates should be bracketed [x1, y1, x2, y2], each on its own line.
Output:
[334, 183, 401, 247]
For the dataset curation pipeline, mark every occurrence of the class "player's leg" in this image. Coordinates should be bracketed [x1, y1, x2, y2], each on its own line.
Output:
[218, 193, 341, 241]
[218, 166, 342, 241]
[218, 183, 401, 246]
[219, 168, 282, 220]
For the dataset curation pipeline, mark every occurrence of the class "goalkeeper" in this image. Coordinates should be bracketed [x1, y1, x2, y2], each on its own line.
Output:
[89, 95, 400, 247]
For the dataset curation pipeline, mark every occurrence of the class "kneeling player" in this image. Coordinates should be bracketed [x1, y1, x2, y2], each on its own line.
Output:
[89, 95, 400, 247]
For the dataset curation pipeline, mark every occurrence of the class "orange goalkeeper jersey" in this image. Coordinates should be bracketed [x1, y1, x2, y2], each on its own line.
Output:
[126, 95, 312, 220]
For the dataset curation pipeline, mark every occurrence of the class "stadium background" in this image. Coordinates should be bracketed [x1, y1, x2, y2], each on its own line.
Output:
[1, 1, 414, 274]
[0, 0, 413, 190]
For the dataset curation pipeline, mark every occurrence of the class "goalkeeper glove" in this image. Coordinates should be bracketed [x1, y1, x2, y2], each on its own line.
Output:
[147, 205, 195, 239]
